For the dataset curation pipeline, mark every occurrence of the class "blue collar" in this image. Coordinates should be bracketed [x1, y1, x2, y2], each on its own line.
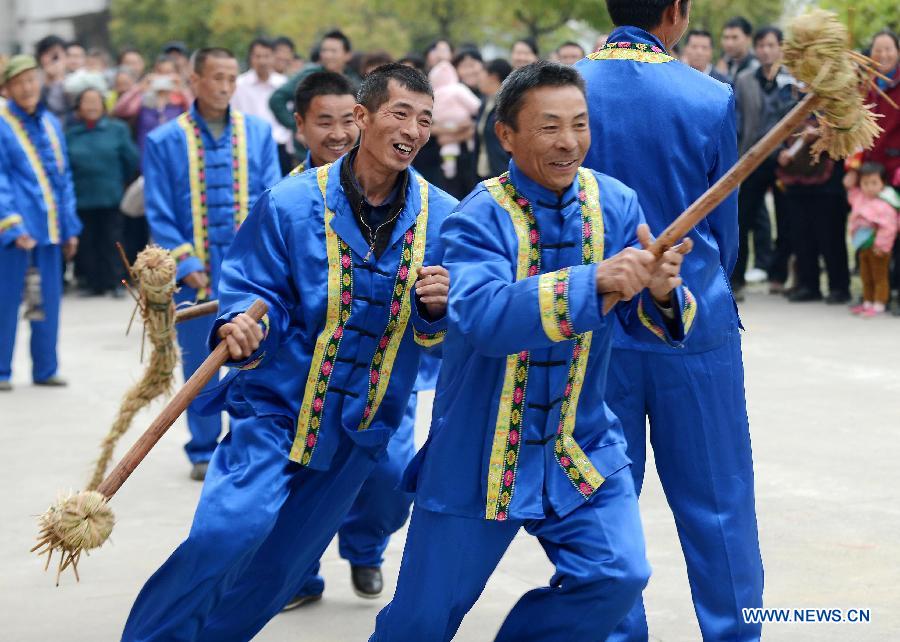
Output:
[507, 159, 579, 211]
[189, 101, 232, 142]
[607, 25, 668, 53]
[5, 99, 46, 122]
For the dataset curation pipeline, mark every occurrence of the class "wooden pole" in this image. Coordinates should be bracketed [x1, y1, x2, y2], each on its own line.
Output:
[95, 299, 267, 498]
[602, 93, 823, 314]
[174, 300, 220, 324]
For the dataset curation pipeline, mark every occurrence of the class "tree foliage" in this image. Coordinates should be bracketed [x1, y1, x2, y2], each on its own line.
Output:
[817, 0, 900, 49]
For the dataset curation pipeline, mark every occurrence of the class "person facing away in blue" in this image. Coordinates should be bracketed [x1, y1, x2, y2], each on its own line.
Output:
[143, 47, 281, 480]
[372, 61, 697, 642]
[0, 55, 81, 392]
[278, 70, 438, 606]
[576, 1, 764, 640]
[121, 63, 457, 642]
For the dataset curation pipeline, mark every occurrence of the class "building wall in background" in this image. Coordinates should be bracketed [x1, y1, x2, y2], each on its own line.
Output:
[1, 0, 109, 55]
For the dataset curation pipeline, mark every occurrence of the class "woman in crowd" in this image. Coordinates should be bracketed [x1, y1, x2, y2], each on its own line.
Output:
[510, 37, 539, 69]
[65, 88, 139, 296]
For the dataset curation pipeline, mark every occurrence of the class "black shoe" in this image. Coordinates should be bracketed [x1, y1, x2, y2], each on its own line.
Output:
[189, 461, 209, 481]
[34, 376, 68, 387]
[281, 592, 323, 612]
[351, 565, 383, 599]
[787, 288, 822, 303]
[0, 380, 11, 392]
[825, 291, 851, 305]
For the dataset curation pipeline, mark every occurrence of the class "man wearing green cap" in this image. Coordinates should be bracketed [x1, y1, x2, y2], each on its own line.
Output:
[0, 55, 80, 392]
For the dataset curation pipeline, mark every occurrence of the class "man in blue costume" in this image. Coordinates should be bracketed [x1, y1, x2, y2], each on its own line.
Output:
[122, 63, 457, 641]
[372, 61, 696, 642]
[0, 55, 80, 392]
[280, 70, 438, 605]
[576, 1, 764, 640]
[143, 47, 281, 479]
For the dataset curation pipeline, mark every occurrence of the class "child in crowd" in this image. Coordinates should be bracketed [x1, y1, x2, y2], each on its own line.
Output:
[845, 162, 900, 317]
[428, 60, 480, 179]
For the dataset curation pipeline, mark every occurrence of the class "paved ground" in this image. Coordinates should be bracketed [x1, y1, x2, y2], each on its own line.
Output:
[2, 286, 899, 641]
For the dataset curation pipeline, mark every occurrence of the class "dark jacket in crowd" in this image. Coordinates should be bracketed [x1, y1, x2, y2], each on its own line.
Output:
[734, 65, 799, 156]
[474, 96, 509, 180]
[65, 116, 139, 210]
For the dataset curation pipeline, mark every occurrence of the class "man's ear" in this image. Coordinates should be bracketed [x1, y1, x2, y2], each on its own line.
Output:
[293, 112, 305, 138]
[352, 103, 368, 132]
[494, 119, 514, 154]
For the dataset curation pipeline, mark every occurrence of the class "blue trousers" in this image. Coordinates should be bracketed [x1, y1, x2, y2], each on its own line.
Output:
[0, 244, 62, 383]
[122, 414, 383, 642]
[175, 286, 221, 463]
[605, 332, 764, 642]
[371, 467, 651, 642]
[296, 392, 417, 597]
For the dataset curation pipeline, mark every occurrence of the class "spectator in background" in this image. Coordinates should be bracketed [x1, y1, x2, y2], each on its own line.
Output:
[35, 35, 69, 121]
[118, 48, 146, 79]
[556, 41, 586, 65]
[452, 49, 485, 96]
[66, 42, 86, 73]
[232, 37, 291, 175]
[777, 119, 850, 304]
[593, 33, 610, 52]
[474, 57, 512, 181]
[66, 88, 139, 296]
[361, 51, 395, 77]
[424, 39, 454, 71]
[716, 16, 758, 82]
[733, 26, 798, 297]
[269, 30, 361, 134]
[85, 48, 111, 74]
[272, 36, 297, 75]
[107, 66, 137, 112]
[510, 37, 539, 69]
[684, 30, 731, 84]
[162, 41, 190, 79]
[399, 53, 426, 72]
[429, 60, 480, 181]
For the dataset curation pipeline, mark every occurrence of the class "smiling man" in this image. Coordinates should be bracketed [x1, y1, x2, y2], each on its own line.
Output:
[281, 69, 434, 606]
[121, 63, 457, 641]
[371, 61, 697, 642]
[143, 47, 281, 480]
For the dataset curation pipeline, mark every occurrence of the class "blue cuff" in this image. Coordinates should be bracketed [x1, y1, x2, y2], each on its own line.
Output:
[636, 288, 689, 347]
[409, 290, 447, 350]
[209, 307, 271, 369]
[0, 214, 26, 247]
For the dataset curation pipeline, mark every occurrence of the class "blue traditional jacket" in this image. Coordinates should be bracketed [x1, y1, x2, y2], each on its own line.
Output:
[288, 151, 441, 392]
[143, 103, 281, 298]
[210, 158, 456, 470]
[0, 101, 80, 247]
[576, 26, 740, 353]
[408, 162, 696, 521]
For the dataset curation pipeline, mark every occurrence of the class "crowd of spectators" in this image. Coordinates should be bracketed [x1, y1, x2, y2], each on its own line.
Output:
[2, 18, 899, 313]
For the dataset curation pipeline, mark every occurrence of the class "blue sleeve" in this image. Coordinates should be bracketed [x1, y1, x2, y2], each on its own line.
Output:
[614, 190, 694, 347]
[706, 91, 739, 277]
[442, 206, 612, 358]
[208, 191, 296, 368]
[409, 200, 451, 353]
[143, 135, 202, 280]
[55, 118, 81, 241]
[0, 132, 28, 246]
[261, 125, 282, 185]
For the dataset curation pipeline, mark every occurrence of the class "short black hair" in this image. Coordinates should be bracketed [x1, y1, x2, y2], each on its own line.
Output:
[495, 60, 585, 130]
[859, 162, 887, 182]
[293, 71, 354, 118]
[361, 51, 395, 75]
[356, 63, 433, 113]
[557, 41, 586, 55]
[425, 39, 454, 57]
[248, 37, 274, 58]
[321, 29, 352, 53]
[452, 49, 483, 68]
[74, 87, 106, 112]
[606, 0, 690, 31]
[66, 41, 85, 51]
[192, 47, 237, 74]
[685, 30, 713, 46]
[753, 26, 783, 46]
[273, 36, 295, 52]
[117, 47, 141, 64]
[485, 58, 513, 83]
[35, 35, 66, 60]
[513, 37, 539, 57]
[724, 16, 753, 36]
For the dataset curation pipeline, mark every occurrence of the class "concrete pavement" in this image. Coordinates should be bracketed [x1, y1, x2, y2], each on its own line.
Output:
[1, 288, 898, 641]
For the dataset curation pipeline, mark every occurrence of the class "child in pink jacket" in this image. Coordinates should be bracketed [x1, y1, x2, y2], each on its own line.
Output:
[428, 60, 481, 179]
[845, 162, 899, 317]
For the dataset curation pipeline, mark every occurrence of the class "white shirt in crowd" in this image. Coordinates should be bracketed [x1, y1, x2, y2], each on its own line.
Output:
[231, 68, 290, 145]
